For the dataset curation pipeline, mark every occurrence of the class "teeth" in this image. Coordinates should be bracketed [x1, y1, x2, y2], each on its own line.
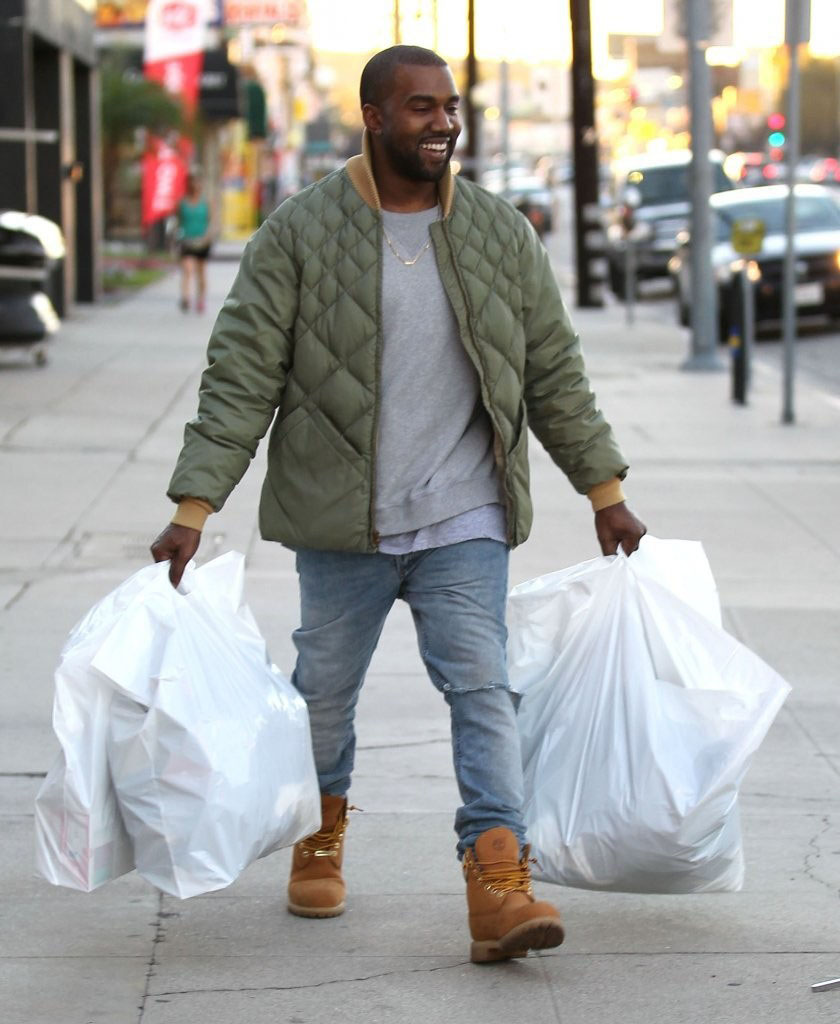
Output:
[421, 142, 447, 151]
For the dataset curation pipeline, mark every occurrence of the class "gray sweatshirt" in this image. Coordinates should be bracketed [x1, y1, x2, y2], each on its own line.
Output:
[375, 205, 506, 551]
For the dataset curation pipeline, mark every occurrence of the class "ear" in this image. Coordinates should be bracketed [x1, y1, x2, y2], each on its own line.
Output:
[362, 103, 383, 134]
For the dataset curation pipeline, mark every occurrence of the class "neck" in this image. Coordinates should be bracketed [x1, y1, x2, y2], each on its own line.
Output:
[371, 153, 439, 213]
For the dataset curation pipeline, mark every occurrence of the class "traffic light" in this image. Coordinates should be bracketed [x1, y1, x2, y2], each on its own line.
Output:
[767, 113, 786, 149]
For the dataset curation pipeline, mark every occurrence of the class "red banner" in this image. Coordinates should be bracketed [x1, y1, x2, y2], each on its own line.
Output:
[141, 138, 189, 228]
[144, 52, 204, 115]
[143, 0, 206, 113]
[142, 0, 205, 225]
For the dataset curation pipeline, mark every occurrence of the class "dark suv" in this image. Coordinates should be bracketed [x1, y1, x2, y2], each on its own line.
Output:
[605, 150, 734, 297]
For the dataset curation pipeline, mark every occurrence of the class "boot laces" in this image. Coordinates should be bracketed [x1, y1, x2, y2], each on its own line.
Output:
[465, 849, 534, 897]
[298, 805, 356, 859]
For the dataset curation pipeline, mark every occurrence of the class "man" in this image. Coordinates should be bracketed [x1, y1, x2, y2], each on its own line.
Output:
[151, 45, 646, 964]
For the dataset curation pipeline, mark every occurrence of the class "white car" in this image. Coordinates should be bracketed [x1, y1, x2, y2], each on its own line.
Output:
[668, 184, 840, 338]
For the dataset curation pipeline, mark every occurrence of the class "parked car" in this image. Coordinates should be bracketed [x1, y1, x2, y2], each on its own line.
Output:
[727, 151, 799, 186]
[605, 149, 734, 297]
[806, 157, 840, 186]
[482, 170, 554, 236]
[725, 151, 771, 186]
[504, 177, 554, 236]
[668, 184, 840, 338]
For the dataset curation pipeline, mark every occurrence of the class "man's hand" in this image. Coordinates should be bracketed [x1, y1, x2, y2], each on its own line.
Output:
[150, 524, 201, 588]
[594, 502, 647, 556]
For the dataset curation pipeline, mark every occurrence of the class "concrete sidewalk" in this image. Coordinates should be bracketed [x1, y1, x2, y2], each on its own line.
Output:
[2, 249, 839, 1024]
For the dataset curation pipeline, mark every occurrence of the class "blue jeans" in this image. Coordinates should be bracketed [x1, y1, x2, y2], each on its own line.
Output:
[291, 540, 525, 856]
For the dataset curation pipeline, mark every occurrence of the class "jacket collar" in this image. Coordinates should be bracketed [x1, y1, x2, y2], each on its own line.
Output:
[345, 128, 455, 218]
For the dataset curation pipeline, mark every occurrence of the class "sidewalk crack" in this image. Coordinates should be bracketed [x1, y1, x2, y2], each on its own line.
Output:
[803, 815, 840, 898]
[151, 960, 471, 999]
[137, 892, 169, 1023]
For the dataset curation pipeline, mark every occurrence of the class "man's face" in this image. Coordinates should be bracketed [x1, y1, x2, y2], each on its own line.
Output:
[365, 64, 461, 183]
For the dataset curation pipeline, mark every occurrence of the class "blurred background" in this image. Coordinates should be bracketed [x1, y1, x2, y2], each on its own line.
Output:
[2, 0, 840, 323]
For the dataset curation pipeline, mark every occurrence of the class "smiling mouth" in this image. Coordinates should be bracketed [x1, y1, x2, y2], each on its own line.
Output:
[419, 139, 450, 156]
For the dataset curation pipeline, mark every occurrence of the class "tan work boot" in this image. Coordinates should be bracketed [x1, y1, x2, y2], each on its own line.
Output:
[463, 826, 564, 963]
[287, 794, 349, 918]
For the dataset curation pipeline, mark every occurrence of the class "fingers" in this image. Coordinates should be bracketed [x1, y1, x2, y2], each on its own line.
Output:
[149, 525, 200, 588]
[595, 505, 647, 558]
[620, 528, 646, 556]
[168, 556, 187, 589]
[149, 535, 171, 564]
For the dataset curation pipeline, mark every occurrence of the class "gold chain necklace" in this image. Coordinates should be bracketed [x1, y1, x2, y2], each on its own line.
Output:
[382, 206, 440, 266]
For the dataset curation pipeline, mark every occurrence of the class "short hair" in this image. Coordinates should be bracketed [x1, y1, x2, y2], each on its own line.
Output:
[360, 45, 447, 108]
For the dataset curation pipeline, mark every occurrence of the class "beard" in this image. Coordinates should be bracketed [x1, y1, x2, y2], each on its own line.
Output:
[380, 133, 453, 183]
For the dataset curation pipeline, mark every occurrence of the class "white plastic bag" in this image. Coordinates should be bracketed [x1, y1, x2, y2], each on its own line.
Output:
[34, 566, 155, 891]
[36, 552, 321, 898]
[508, 537, 790, 894]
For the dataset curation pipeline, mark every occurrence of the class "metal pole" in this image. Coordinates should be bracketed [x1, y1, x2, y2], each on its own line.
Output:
[743, 264, 755, 395]
[730, 270, 746, 403]
[625, 236, 636, 326]
[782, 0, 805, 424]
[500, 59, 510, 194]
[683, 0, 723, 370]
[569, 0, 602, 307]
[394, 0, 401, 44]
[463, 0, 479, 181]
[432, 0, 438, 51]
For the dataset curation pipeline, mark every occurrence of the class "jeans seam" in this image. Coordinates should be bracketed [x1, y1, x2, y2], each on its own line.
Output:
[450, 690, 462, 799]
[416, 613, 447, 691]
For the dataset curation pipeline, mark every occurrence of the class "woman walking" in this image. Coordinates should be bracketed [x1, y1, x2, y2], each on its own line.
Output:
[176, 175, 213, 313]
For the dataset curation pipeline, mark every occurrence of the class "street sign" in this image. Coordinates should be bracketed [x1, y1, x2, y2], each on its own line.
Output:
[223, 0, 303, 25]
[731, 217, 765, 255]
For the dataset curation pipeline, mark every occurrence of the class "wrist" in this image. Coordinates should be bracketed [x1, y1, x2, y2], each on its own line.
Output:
[171, 497, 213, 532]
[588, 478, 626, 512]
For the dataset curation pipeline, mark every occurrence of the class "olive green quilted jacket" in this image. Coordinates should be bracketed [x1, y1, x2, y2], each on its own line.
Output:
[167, 142, 628, 552]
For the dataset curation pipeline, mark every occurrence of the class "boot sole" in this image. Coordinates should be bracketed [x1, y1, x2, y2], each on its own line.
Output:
[471, 917, 565, 963]
[287, 901, 346, 919]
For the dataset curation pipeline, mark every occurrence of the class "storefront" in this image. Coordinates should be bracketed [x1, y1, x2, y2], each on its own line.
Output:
[0, 0, 101, 311]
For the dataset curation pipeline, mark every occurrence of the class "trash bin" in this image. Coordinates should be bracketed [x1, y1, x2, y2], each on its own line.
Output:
[0, 210, 65, 366]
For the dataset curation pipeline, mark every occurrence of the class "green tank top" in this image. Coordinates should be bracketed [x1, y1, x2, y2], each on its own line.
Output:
[178, 198, 210, 240]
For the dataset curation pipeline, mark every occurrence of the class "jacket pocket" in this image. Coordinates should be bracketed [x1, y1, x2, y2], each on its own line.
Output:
[507, 402, 527, 457]
[272, 403, 308, 445]
[506, 411, 532, 546]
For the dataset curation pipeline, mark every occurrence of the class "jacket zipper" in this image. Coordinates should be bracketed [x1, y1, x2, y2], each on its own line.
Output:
[434, 218, 516, 546]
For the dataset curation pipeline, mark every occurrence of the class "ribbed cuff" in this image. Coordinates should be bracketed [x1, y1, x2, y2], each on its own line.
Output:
[587, 478, 626, 512]
[171, 497, 214, 532]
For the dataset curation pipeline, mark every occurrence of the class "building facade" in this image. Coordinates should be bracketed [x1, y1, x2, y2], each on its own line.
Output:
[0, 0, 101, 311]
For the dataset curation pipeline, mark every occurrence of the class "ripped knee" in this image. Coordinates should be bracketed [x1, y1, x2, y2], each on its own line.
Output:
[440, 681, 521, 711]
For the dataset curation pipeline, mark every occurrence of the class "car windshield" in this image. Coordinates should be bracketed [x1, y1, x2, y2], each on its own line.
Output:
[623, 163, 732, 204]
[713, 194, 840, 241]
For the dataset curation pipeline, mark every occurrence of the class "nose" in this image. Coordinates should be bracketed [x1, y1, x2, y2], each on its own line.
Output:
[430, 105, 456, 134]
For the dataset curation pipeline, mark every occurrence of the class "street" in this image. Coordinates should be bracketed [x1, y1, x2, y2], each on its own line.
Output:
[547, 184, 840, 404]
[629, 280, 840, 400]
